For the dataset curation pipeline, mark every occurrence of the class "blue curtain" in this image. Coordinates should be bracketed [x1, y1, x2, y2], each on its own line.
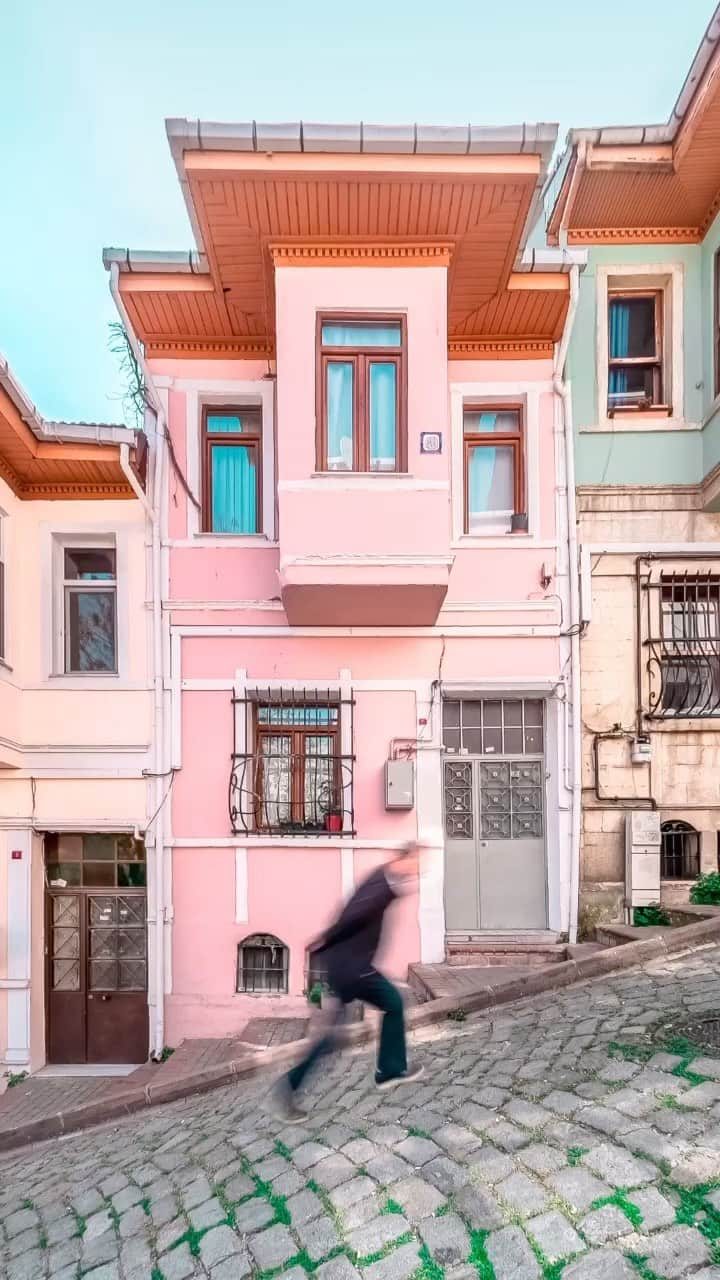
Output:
[322, 322, 401, 347]
[468, 445, 514, 529]
[369, 362, 397, 469]
[327, 362, 354, 468]
[211, 445, 256, 533]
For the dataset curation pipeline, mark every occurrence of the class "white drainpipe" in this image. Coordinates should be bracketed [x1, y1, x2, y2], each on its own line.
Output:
[553, 264, 582, 943]
[110, 263, 167, 1059]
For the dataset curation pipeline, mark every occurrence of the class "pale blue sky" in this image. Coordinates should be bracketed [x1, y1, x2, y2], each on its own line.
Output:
[0, 0, 713, 423]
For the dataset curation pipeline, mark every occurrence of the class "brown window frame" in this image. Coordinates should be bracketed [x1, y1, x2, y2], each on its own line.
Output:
[714, 251, 720, 399]
[316, 313, 407, 473]
[253, 706, 341, 834]
[63, 546, 118, 675]
[607, 289, 665, 414]
[201, 405, 262, 534]
[462, 404, 525, 535]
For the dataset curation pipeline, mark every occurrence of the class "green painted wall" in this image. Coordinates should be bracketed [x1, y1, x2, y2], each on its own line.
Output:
[567, 244, 706, 486]
[701, 209, 720, 480]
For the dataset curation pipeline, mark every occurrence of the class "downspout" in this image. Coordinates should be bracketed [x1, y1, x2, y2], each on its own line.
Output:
[119, 443, 154, 521]
[110, 263, 167, 1060]
[553, 263, 582, 943]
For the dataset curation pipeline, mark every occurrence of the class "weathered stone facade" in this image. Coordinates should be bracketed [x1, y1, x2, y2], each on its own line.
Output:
[578, 489, 720, 931]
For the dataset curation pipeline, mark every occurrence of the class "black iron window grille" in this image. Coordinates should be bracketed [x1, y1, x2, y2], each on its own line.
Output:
[237, 934, 288, 993]
[642, 568, 720, 718]
[230, 688, 355, 836]
[661, 820, 700, 880]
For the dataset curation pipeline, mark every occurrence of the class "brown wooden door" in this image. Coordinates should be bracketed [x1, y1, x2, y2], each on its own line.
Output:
[47, 890, 148, 1064]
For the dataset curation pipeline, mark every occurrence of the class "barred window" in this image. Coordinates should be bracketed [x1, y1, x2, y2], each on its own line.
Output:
[237, 934, 288, 994]
[230, 688, 354, 836]
[642, 569, 720, 718]
[661, 821, 700, 880]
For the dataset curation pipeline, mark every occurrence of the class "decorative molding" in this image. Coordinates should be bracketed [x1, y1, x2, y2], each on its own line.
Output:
[568, 227, 700, 244]
[448, 338, 555, 359]
[145, 338, 274, 359]
[268, 241, 454, 267]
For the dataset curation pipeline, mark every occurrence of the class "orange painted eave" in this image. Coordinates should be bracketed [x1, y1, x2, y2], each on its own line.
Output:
[0, 392, 135, 500]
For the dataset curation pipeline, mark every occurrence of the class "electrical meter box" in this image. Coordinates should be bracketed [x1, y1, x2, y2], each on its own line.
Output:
[625, 810, 661, 908]
[385, 759, 415, 809]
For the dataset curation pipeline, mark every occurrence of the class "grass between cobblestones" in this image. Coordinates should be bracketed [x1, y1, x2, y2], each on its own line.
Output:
[589, 1190, 643, 1230]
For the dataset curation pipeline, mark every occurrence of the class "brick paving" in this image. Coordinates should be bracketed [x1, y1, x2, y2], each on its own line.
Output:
[4, 948, 720, 1278]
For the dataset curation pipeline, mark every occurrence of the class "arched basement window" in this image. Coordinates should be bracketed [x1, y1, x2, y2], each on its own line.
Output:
[661, 820, 700, 880]
[237, 933, 289, 994]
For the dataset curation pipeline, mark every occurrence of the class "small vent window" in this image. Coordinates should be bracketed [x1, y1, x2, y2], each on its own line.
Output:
[661, 820, 700, 880]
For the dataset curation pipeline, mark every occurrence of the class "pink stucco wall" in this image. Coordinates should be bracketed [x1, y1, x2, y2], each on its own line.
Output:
[153, 278, 564, 1042]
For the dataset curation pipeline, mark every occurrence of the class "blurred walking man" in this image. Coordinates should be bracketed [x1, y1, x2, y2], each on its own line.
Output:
[275, 844, 424, 1121]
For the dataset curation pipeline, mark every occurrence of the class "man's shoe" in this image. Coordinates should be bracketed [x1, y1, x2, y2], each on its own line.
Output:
[272, 1077, 308, 1122]
[375, 1063, 424, 1090]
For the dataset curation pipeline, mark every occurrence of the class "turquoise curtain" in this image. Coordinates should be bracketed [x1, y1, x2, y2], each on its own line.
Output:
[369, 362, 397, 470]
[609, 301, 631, 397]
[468, 445, 514, 529]
[207, 413, 246, 432]
[327, 362, 354, 468]
[322, 322, 401, 347]
[211, 445, 256, 533]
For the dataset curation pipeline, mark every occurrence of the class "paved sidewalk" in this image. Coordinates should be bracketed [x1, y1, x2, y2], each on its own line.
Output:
[4, 948, 720, 1277]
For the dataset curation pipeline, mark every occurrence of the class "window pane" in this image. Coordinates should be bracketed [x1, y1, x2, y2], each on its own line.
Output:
[257, 705, 338, 726]
[83, 835, 115, 860]
[609, 296, 656, 359]
[259, 735, 292, 827]
[305, 736, 334, 826]
[443, 701, 460, 727]
[206, 412, 257, 433]
[211, 444, 257, 534]
[608, 366, 656, 400]
[322, 322, 401, 347]
[369, 363, 397, 471]
[464, 411, 520, 435]
[326, 362, 354, 470]
[83, 862, 115, 887]
[67, 590, 116, 672]
[64, 549, 116, 580]
[467, 445, 514, 530]
[46, 863, 81, 887]
[118, 863, 147, 887]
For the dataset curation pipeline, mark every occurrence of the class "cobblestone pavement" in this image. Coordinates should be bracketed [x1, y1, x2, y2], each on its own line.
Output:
[5, 948, 720, 1280]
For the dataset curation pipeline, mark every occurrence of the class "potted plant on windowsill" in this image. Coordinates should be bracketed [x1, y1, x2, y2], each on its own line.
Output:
[323, 806, 343, 834]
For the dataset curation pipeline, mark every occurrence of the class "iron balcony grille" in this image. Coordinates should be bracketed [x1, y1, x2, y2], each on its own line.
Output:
[230, 687, 355, 837]
[641, 568, 720, 719]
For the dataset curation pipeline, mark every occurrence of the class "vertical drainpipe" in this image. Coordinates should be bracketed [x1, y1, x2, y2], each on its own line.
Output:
[109, 263, 167, 1059]
[553, 263, 582, 943]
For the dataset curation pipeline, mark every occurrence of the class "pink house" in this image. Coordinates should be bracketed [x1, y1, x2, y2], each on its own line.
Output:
[106, 120, 585, 1050]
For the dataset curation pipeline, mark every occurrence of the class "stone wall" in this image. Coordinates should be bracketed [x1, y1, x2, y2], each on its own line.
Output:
[578, 489, 720, 927]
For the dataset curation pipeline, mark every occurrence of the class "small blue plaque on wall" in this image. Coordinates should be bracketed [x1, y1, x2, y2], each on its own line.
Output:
[420, 432, 442, 454]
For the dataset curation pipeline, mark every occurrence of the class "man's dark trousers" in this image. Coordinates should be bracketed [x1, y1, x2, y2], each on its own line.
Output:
[287, 969, 407, 1092]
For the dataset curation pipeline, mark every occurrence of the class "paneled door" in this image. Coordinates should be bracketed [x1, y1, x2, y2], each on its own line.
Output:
[46, 891, 148, 1064]
[442, 698, 547, 932]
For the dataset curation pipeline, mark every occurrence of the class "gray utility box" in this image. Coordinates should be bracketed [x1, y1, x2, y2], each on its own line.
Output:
[385, 758, 415, 809]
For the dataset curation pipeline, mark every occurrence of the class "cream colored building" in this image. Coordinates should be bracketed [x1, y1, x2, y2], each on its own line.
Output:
[0, 356, 151, 1072]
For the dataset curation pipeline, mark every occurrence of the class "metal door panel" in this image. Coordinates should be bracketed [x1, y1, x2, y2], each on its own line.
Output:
[478, 758, 546, 929]
[443, 760, 479, 931]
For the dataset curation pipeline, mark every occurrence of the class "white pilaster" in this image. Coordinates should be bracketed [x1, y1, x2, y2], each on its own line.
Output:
[4, 830, 32, 1067]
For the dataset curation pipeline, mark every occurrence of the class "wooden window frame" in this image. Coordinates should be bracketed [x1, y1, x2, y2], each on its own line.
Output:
[607, 289, 665, 414]
[316, 313, 408, 473]
[714, 251, 720, 400]
[201, 405, 262, 534]
[254, 706, 341, 833]
[63, 546, 118, 675]
[462, 404, 525, 535]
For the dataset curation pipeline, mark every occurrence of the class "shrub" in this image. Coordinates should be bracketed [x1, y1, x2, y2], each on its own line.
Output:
[633, 904, 671, 927]
[690, 872, 720, 905]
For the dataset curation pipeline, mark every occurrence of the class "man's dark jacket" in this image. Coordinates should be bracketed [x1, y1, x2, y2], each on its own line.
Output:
[314, 866, 396, 992]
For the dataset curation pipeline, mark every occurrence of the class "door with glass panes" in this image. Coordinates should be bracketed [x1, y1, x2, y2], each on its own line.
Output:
[442, 699, 547, 931]
[45, 834, 149, 1063]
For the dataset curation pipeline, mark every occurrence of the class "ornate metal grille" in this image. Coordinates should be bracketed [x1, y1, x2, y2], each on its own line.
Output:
[230, 688, 355, 836]
[641, 566, 720, 718]
[661, 820, 700, 880]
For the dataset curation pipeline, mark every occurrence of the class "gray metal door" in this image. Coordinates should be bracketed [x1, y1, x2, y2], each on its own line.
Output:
[443, 698, 547, 932]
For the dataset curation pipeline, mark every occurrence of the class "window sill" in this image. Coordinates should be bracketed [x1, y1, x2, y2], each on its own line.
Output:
[194, 533, 272, 544]
[581, 419, 701, 434]
[608, 406, 672, 420]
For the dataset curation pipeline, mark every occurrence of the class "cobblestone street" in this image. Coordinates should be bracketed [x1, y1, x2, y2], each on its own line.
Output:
[5, 948, 720, 1280]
